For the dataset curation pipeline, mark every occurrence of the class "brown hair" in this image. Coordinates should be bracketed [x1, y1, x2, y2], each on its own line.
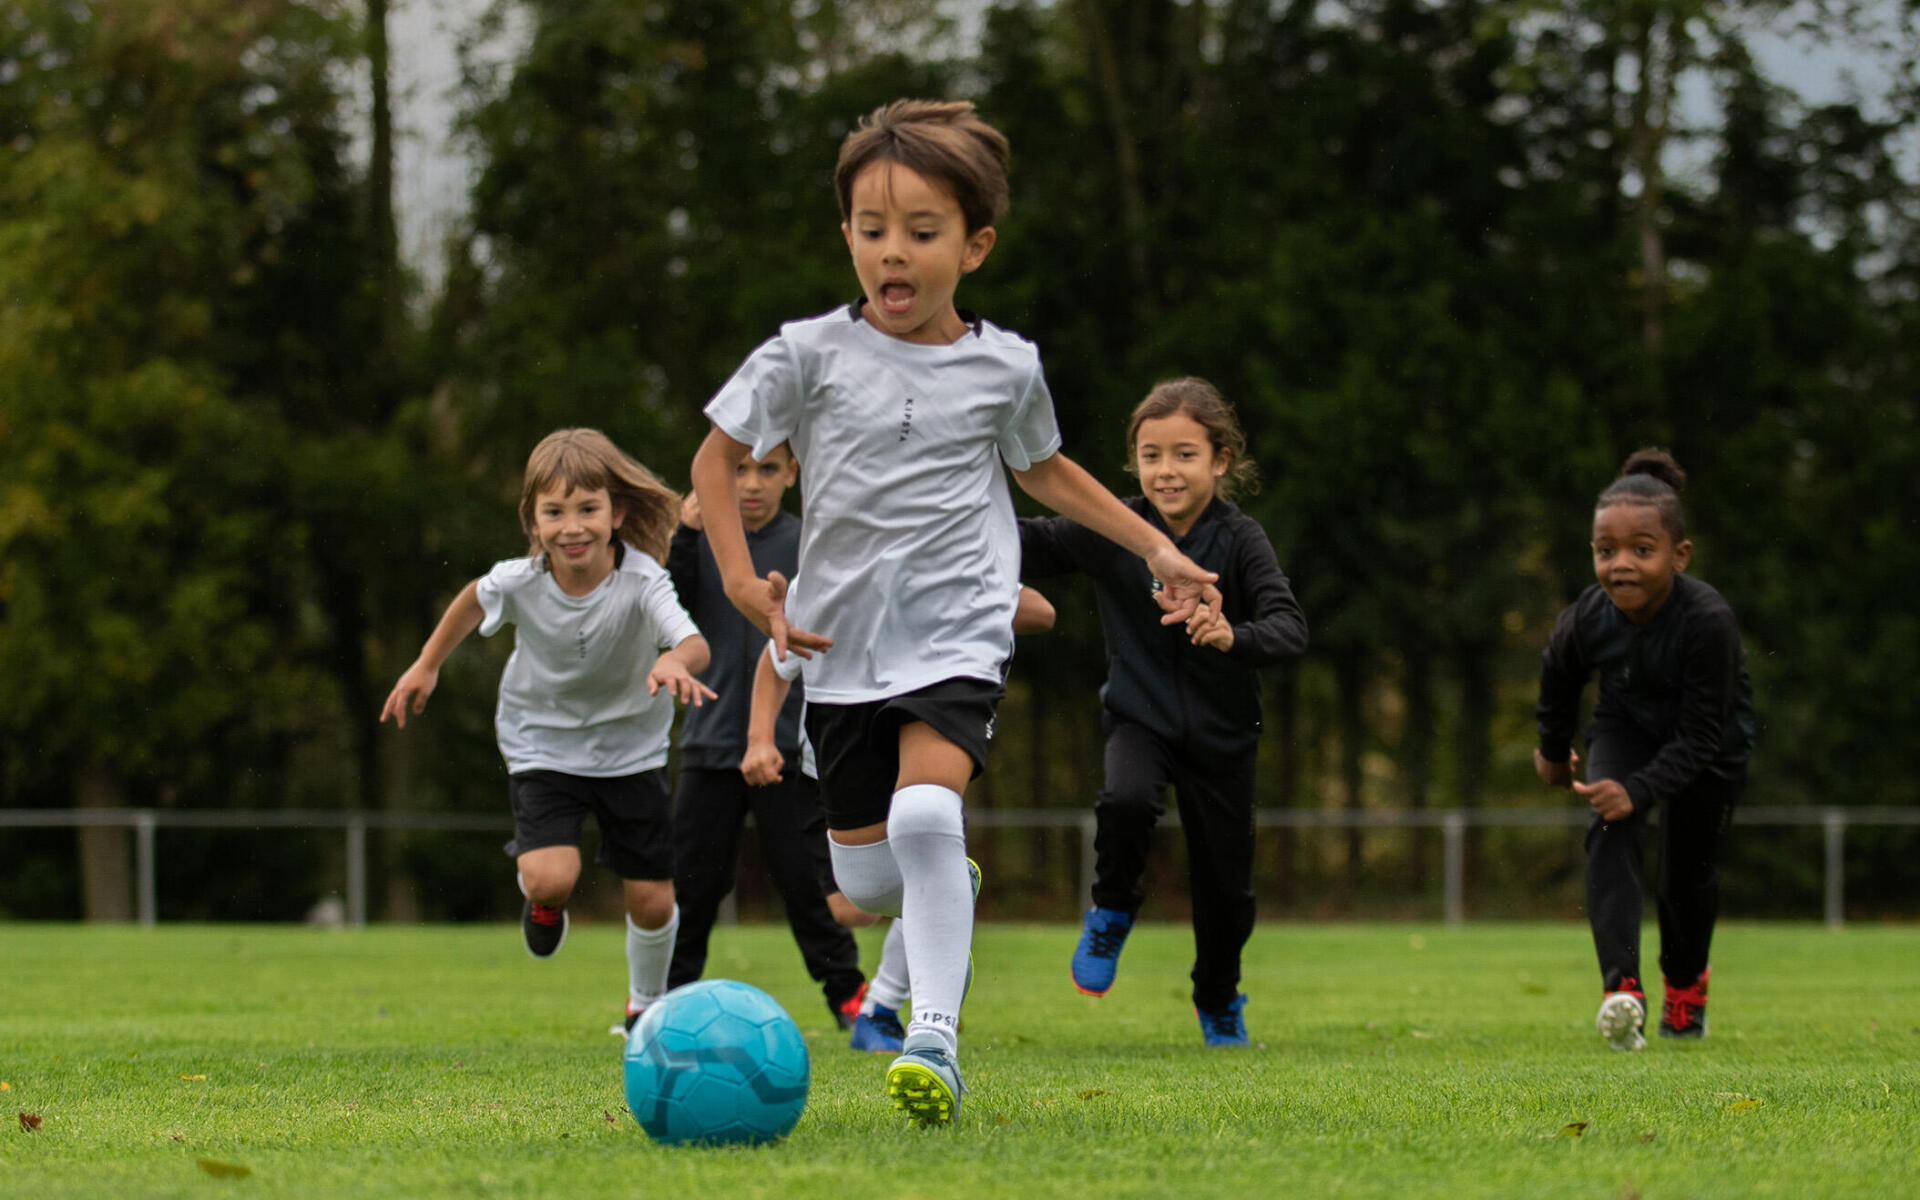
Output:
[1596, 447, 1687, 541]
[519, 429, 678, 566]
[834, 99, 1010, 234]
[1123, 377, 1260, 503]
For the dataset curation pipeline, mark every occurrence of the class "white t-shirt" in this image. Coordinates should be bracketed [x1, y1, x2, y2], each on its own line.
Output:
[706, 305, 1062, 704]
[475, 549, 701, 777]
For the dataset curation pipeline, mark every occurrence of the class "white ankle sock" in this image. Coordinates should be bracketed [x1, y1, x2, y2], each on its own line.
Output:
[626, 906, 678, 1011]
[866, 918, 910, 1012]
[887, 784, 970, 1058]
[829, 837, 903, 918]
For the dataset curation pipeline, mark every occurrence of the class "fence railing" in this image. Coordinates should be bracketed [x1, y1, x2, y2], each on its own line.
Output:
[6, 805, 1917, 929]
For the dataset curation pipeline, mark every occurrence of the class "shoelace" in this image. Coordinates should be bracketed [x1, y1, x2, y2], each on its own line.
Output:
[1199, 1008, 1243, 1037]
[530, 902, 564, 927]
[1663, 982, 1705, 1030]
[1084, 921, 1129, 958]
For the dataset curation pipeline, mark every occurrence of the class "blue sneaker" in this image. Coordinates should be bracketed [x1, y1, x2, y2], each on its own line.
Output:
[1197, 993, 1250, 1047]
[850, 1002, 906, 1054]
[886, 1032, 963, 1126]
[1070, 906, 1134, 996]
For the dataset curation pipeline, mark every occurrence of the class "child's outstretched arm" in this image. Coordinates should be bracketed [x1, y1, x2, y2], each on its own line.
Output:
[1012, 451, 1217, 622]
[648, 634, 718, 707]
[380, 580, 484, 728]
[690, 427, 833, 662]
[740, 645, 792, 787]
[1014, 585, 1055, 634]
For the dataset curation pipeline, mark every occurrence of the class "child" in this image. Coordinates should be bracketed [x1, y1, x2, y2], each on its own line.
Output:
[662, 448, 869, 1035]
[1534, 449, 1755, 1051]
[689, 98, 1217, 1125]
[379, 428, 715, 1034]
[741, 586, 1059, 1055]
[1018, 377, 1308, 1046]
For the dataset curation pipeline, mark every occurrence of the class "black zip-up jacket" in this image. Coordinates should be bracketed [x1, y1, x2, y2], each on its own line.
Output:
[666, 510, 805, 769]
[1536, 572, 1756, 810]
[1019, 496, 1308, 759]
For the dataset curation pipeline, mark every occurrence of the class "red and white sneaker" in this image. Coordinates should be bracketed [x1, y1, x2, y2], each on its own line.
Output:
[1659, 968, 1709, 1040]
[608, 1001, 646, 1039]
[832, 980, 869, 1033]
[1596, 976, 1647, 1051]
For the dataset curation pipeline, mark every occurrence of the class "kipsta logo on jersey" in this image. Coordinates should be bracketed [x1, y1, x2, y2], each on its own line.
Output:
[898, 397, 915, 442]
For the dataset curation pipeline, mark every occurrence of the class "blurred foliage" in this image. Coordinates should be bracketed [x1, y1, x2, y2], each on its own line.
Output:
[2, 0, 1916, 920]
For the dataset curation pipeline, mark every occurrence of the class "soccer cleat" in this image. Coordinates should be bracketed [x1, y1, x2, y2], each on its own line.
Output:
[967, 857, 981, 903]
[832, 979, 869, 1032]
[849, 1002, 906, 1054]
[1070, 905, 1135, 996]
[1596, 977, 1647, 1051]
[1658, 968, 1709, 1040]
[1196, 993, 1250, 1047]
[607, 1001, 646, 1038]
[886, 1032, 964, 1126]
[517, 875, 568, 960]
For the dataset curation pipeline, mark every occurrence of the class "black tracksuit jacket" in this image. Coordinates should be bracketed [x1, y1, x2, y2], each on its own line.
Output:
[1536, 572, 1757, 811]
[1019, 496, 1308, 759]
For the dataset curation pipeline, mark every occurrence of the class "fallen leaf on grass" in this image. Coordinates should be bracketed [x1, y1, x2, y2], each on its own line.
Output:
[603, 1110, 617, 1128]
[1725, 1098, 1763, 1111]
[993, 1113, 1011, 1125]
[0, 1081, 10, 1090]
[1637, 1131, 1656, 1142]
[1542, 1122, 1587, 1138]
[177, 1074, 206, 1081]
[171, 1134, 186, 1143]
[19, 1112, 42, 1133]
[196, 1158, 252, 1178]
[1077, 1089, 1108, 1100]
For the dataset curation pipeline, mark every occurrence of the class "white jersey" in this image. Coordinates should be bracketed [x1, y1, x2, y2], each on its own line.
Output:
[767, 641, 817, 781]
[706, 305, 1062, 704]
[476, 549, 701, 777]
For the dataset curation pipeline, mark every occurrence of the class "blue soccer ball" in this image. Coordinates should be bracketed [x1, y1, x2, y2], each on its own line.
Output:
[622, 979, 810, 1146]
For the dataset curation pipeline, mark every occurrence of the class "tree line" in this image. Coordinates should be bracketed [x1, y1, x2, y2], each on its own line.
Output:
[3, 0, 1916, 922]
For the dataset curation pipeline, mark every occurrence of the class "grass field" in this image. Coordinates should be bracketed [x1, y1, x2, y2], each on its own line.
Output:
[1, 920, 1915, 1199]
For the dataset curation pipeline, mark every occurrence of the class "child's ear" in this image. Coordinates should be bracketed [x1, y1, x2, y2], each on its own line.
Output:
[612, 501, 628, 529]
[1674, 538, 1693, 572]
[960, 225, 996, 274]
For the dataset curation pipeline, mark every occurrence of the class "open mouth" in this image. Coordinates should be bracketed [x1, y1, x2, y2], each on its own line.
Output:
[880, 281, 915, 314]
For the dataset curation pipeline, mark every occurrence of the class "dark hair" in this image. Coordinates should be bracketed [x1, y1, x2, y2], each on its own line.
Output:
[520, 429, 679, 566]
[1596, 447, 1687, 541]
[1123, 377, 1260, 503]
[834, 99, 1010, 234]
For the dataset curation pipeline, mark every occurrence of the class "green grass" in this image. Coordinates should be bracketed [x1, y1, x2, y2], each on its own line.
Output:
[1, 920, 1915, 1198]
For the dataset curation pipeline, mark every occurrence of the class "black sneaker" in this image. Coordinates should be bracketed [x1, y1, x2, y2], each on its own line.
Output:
[521, 896, 568, 959]
[831, 980, 869, 1032]
[1658, 968, 1709, 1039]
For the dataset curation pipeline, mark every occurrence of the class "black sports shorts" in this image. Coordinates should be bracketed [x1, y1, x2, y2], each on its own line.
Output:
[505, 768, 673, 881]
[803, 675, 1003, 830]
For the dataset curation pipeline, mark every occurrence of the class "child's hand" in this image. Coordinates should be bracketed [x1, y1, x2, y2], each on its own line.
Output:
[1574, 776, 1634, 822]
[648, 660, 719, 707]
[740, 741, 784, 787]
[679, 492, 703, 530]
[725, 570, 834, 662]
[379, 663, 439, 728]
[1186, 586, 1234, 650]
[1146, 545, 1220, 626]
[1534, 748, 1578, 788]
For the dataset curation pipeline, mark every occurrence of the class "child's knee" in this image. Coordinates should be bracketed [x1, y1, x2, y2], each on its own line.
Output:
[886, 784, 964, 844]
[624, 879, 676, 928]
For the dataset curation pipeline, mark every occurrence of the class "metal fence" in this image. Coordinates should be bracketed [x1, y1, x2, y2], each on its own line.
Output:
[5, 805, 1917, 929]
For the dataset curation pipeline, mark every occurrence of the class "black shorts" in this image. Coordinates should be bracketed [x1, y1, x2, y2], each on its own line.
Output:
[505, 768, 673, 881]
[804, 676, 1003, 830]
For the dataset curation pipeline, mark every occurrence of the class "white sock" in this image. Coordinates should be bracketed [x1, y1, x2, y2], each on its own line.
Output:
[626, 906, 679, 1012]
[887, 784, 970, 1058]
[866, 918, 910, 1012]
[829, 837, 903, 918]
